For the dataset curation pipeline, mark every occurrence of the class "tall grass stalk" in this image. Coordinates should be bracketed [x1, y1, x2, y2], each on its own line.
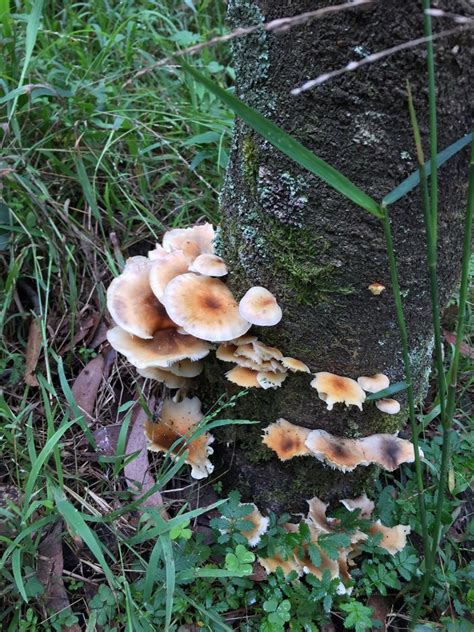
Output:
[411, 137, 474, 623]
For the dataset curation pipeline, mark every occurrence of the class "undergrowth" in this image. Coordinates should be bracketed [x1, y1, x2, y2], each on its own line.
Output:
[0, 1, 472, 631]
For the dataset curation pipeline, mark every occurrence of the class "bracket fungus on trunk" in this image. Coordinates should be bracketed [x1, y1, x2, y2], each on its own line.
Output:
[310, 372, 366, 411]
[262, 419, 311, 461]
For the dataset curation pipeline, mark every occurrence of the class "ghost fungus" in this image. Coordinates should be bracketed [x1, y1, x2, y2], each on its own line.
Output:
[262, 419, 311, 461]
[239, 286, 283, 327]
[107, 327, 211, 369]
[162, 273, 251, 342]
[188, 253, 228, 277]
[144, 396, 214, 480]
[311, 372, 366, 411]
[107, 256, 176, 339]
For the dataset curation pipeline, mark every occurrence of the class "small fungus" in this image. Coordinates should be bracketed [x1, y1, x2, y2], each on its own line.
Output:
[357, 373, 390, 393]
[167, 359, 203, 378]
[369, 520, 411, 555]
[368, 282, 386, 295]
[239, 286, 283, 327]
[376, 398, 401, 414]
[162, 223, 215, 256]
[252, 340, 283, 361]
[256, 371, 287, 389]
[137, 367, 191, 389]
[281, 357, 310, 373]
[188, 253, 228, 277]
[258, 552, 303, 578]
[225, 366, 261, 388]
[262, 419, 311, 461]
[144, 396, 214, 479]
[240, 504, 270, 546]
[107, 327, 211, 369]
[307, 496, 333, 532]
[340, 494, 375, 519]
[107, 256, 175, 338]
[163, 273, 251, 342]
[310, 372, 366, 411]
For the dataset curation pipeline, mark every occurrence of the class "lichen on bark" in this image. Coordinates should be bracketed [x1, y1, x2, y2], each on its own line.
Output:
[212, 0, 473, 513]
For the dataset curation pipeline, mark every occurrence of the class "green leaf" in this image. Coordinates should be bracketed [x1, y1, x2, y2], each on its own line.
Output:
[340, 600, 374, 631]
[366, 381, 407, 401]
[181, 60, 382, 218]
[383, 132, 472, 205]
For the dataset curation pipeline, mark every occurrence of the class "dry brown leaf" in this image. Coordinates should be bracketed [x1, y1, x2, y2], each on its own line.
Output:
[367, 594, 392, 631]
[59, 313, 98, 355]
[37, 522, 81, 632]
[443, 330, 474, 358]
[24, 317, 42, 387]
[88, 320, 109, 350]
[125, 402, 169, 519]
[71, 354, 105, 423]
[94, 424, 122, 456]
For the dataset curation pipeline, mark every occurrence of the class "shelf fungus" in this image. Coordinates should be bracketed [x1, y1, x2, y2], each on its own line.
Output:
[376, 398, 401, 414]
[240, 504, 270, 547]
[188, 253, 228, 277]
[369, 520, 411, 555]
[149, 250, 191, 300]
[239, 286, 283, 327]
[304, 429, 420, 472]
[310, 372, 366, 411]
[340, 494, 375, 519]
[162, 222, 215, 257]
[144, 396, 214, 480]
[262, 419, 311, 461]
[281, 357, 310, 373]
[357, 373, 390, 393]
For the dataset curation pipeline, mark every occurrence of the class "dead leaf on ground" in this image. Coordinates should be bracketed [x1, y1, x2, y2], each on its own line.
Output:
[88, 320, 109, 350]
[71, 354, 105, 423]
[124, 401, 169, 519]
[443, 330, 474, 359]
[368, 594, 392, 631]
[24, 316, 42, 387]
[94, 424, 122, 456]
[37, 522, 81, 632]
[59, 312, 99, 355]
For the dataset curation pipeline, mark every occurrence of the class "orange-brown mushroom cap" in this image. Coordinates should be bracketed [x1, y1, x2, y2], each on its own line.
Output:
[340, 494, 375, 519]
[162, 273, 251, 342]
[304, 429, 368, 472]
[375, 398, 401, 414]
[167, 359, 203, 378]
[107, 326, 211, 369]
[149, 250, 191, 300]
[307, 497, 333, 532]
[311, 372, 366, 411]
[368, 282, 386, 295]
[281, 357, 310, 373]
[369, 520, 410, 555]
[257, 371, 288, 389]
[262, 419, 311, 461]
[137, 367, 191, 389]
[359, 433, 419, 471]
[188, 253, 228, 277]
[162, 223, 215, 255]
[357, 373, 390, 393]
[107, 256, 175, 339]
[225, 366, 261, 388]
[239, 286, 282, 327]
[144, 396, 214, 479]
[240, 504, 270, 547]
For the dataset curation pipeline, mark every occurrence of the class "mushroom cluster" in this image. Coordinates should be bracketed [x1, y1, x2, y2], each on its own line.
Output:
[262, 419, 421, 473]
[257, 493, 410, 586]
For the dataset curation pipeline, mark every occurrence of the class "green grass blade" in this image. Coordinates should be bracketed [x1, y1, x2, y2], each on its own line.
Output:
[161, 535, 175, 631]
[181, 60, 382, 218]
[365, 381, 407, 401]
[10, 0, 44, 120]
[12, 549, 27, 602]
[53, 488, 116, 587]
[383, 132, 472, 205]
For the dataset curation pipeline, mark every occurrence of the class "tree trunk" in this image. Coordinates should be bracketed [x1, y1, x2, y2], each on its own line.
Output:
[214, 0, 473, 513]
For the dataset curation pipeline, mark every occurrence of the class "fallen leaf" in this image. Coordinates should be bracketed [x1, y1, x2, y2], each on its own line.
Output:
[59, 313, 98, 355]
[367, 594, 392, 631]
[24, 317, 42, 386]
[37, 522, 81, 632]
[88, 320, 109, 350]
[71, 354, 105, 423]
[443, 330, 474, 359]
[124, 401, 169, 519]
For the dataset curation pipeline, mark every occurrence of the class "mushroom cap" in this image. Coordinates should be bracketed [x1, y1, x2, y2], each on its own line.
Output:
[307, 497, 332, 532]
[357, 373, 390, 393]
[240, 504, 270, 547]
[359, 434, 418, 471]
[258, 552, 303, 578]
[252, 340, 283, 361]
[188, 254, 228, 277]
[144, 396, 214, 480]
[305, 429, 367, 472]
[257, 371, 287, 389]
[216, 343, 239, 363]
[234, 343, 262, 364]
[368, 282, 386, 295]
[137, 367, 191, 389]
[375, 398, 401, 415]
[239, 286, 282, 327]
[107, 326, 211, 369]
[162, 223, 215, 256]
[148, 244, 168, 260]
[262, 419, 311, 461]
[149, 251, 191, 300]
[300, 523, 340, 580]
[225, 366, 261, 388]
[162, 273, 251, 342]
[340, 494, 375, 519]
[167, 359, 203, 378]
[311, 372, 366, 411]
[369, 520, 410, 555]
[107, 256, 175, 339]
[217, 344, 277, 372]
[282, 357, 310, 373]
[229, 334, 258, 346]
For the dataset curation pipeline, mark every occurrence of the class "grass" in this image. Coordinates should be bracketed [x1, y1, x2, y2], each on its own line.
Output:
[0, 1, 473, 630]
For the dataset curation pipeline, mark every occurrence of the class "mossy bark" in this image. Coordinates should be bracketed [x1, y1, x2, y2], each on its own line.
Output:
[213, 0, 473, 513]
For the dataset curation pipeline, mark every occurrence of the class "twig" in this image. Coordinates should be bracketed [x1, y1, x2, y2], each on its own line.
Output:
[291, 24, 471, 94]
[124, 0, 374, 87]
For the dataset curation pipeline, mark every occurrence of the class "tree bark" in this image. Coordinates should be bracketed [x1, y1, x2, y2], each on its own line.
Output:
[214, 0, 473, 513]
